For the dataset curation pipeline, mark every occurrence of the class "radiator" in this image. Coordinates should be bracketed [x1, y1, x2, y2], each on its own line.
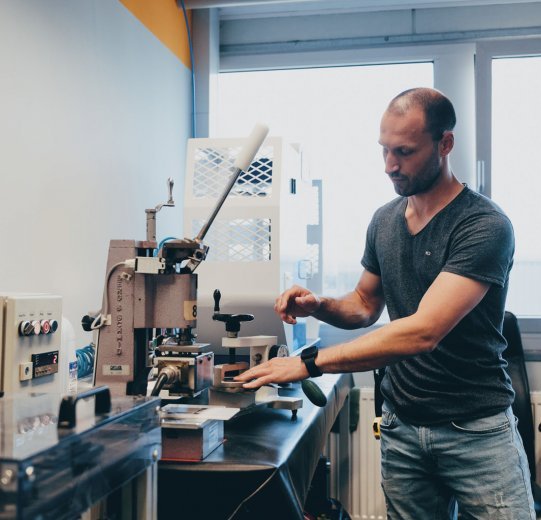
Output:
[347, 388, 541, 520]
[348, 387, 386, 520]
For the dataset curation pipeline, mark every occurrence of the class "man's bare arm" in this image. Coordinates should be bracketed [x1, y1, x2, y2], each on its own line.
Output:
[313, 270, 385, 329]
[236, 271, 490, 388]
[274, 270, 385, 329]
[317, 271, 490, 373]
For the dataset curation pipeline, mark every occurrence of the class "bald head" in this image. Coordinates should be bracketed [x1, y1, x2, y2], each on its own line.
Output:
[387, 88, 456, 142]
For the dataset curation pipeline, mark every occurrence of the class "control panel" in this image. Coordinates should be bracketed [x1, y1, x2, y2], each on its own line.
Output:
[0, 293, 62, 396]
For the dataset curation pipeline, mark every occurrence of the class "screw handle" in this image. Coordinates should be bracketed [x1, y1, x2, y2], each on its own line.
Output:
[213, 289, 221, 313]
[212, 313, 254, 334]
[166, 177, 174, 205]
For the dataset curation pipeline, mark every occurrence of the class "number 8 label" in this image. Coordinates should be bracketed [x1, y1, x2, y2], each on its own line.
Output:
[184, 301, 197, 321]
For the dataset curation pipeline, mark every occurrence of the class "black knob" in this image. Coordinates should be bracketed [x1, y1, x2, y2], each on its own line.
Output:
[301, 379, 327, 407]
[213, 289, 221, 313]
[81, 315, 95, 332]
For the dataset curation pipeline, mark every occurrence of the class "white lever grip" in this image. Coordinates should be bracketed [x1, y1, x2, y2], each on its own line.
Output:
[233, 123, 269, 171]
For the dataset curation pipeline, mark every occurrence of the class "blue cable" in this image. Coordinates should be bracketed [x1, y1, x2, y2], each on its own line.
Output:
[154, 236, 178, 256]
[76, 344, 96, 379]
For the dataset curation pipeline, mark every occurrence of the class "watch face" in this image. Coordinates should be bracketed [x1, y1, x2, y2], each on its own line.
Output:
[302, 345, 317, 359]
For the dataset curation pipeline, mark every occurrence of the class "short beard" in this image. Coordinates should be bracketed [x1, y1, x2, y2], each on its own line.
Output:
[392, 149, 441, 197]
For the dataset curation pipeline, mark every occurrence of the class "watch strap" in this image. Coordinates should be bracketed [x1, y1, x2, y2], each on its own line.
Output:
[301, 346, 323, 378]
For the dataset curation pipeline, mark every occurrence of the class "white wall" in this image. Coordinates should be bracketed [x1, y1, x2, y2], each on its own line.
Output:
[0, 1, 192, 345]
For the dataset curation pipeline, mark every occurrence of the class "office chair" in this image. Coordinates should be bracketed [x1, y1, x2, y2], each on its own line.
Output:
[501, 310, 541, 515]
[372, 311, 541, 514]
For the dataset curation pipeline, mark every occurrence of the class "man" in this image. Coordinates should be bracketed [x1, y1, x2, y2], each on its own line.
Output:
[236, 88, 535, 518]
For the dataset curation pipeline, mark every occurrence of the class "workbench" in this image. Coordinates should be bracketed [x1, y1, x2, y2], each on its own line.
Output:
[158, 372, 353, 519]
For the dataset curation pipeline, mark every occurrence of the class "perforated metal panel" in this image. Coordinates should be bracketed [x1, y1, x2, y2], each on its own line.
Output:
[192, 145, 274, 198]
[192, 218, 272, 262]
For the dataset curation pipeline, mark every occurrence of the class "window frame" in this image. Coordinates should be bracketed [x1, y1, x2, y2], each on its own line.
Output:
[475, 38, 541, 198]
[475, 38, 541, 336]
[218, 42, 477, 199]
[211, 38, 541, 334]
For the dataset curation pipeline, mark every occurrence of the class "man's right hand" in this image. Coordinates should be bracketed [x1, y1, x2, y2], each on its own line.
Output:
[274, 284, 321, 324]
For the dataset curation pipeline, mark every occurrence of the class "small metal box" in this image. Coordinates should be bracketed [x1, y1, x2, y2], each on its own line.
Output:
[161, 417, 224, 462]
[159, 404, 238, 461]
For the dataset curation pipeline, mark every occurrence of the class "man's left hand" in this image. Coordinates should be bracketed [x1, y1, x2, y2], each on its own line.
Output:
[234, 356, 309, 389]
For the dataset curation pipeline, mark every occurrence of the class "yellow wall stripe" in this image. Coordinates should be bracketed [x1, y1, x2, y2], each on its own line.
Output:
[119, 0, 192, 69]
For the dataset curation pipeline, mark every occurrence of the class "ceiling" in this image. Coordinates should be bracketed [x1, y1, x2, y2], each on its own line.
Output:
[184, 0, 537, 15]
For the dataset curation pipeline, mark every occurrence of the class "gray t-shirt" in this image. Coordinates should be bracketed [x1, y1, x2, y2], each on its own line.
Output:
[361, 186, 515, 425]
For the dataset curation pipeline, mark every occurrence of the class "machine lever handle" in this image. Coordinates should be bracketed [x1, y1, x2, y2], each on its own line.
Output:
[195, 123, 269, 243]
[213, 289, 221, 312]
[301, 379, 327, 407]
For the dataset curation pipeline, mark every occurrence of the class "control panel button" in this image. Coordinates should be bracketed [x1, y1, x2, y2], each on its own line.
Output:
[40, 320, 51, 334]
[49, 319, 58, 333]
[31, 321, 41, 335]
[19, 321, 34, 336]
[19, 318, 59, 336]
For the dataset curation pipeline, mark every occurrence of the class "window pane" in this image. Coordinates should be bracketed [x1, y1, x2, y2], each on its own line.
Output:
[492, 56, 541, 317]
[215, 63, 433, 296]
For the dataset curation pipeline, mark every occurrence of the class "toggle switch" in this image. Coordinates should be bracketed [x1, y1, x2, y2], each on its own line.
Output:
[19, 321, 34, 336]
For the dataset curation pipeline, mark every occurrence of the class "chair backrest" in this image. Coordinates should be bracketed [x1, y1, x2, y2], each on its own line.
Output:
[502, 310, 536, 481]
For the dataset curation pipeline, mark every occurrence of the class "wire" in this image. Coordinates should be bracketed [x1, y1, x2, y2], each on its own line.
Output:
[154, 236, 178, 257]
[91, 261, 133, 330]
[180, 0, 196, 137]
[226, 469, 281, 520]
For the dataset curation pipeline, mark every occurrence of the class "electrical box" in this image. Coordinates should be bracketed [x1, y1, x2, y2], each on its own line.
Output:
[0, 293, 62, 396]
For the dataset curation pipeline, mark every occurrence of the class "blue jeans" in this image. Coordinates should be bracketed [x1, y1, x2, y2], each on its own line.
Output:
[380, 401, 535, 519]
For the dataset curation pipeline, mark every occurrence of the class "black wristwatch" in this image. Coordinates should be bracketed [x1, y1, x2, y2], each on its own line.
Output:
[301, 345, 323, 378]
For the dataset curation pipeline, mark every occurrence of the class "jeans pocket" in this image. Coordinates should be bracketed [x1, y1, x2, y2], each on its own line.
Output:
[380, 408, 399, 430]
[450, 410, 510, 435]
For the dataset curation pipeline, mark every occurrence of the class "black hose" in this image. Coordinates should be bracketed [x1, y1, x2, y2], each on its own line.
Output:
[150, 371, 170, 396]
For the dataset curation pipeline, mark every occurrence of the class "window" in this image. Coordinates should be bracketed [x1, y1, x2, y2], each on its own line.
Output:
[476, 39, 541, 325]
[491, 55, 541, 317]
[214, 63, 433, 297]
[200, 7, 541, 338]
